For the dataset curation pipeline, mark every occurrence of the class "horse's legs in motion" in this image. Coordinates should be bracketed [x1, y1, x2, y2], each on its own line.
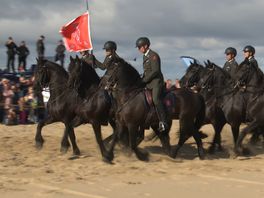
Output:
[35, 115, 56, 149]
[128, 124, 149, 161]
[209, 120, 225, 153]
[65, 124, 80, 156]
[171, 118, 191, 158]
[152, 120, 173, 157]
[231, 124, 240, 147]
[91, 121, 113, 162]
[249, 127, 263, 145]
[60, 128, 71, 154]
[193, 131, 205, 159]
[235, 121, 258, 155]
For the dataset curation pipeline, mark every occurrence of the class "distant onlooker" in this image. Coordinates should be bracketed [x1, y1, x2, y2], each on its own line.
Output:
[170, 79, 181, 90]
[175, 79, 181, 88]
[165, 79, 172, 90]
[6, 108, 17, 125]
[36, 35, 45, 59]
[2, 79, 14, 121]
[18, 97, 27, 124]
[17, 41, 30, 71]
[5, 37, 17, 73]
[55, 40, 66, 67]
[24, 86, 38, 123]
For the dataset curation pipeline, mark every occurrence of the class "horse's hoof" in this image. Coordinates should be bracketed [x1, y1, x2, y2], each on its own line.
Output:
[208, 146, 216, 154]
[198, 149, 206, 160]
[217, 145, 224, 152]
[68, 155, 80, 160]
[60, 146, 69, 154]
[73, 149, 81, 156]
[103, 157, 114, 164]
[242, 147, 252, 156]
[35, 141, 43, 150]
[136, 149, 149, 161]
[234, 146, 242, 156]
[169, 147, 177, 159]
[103, 152, 114, 163]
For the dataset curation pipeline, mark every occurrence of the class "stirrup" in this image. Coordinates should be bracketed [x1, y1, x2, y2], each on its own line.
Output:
[158, 122, 166, 132]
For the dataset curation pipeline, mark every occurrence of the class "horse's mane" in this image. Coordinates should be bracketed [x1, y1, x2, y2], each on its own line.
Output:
[186, 62, 204, 72]
[239, 58, 264, 84]
[34, 60, 69, 90]
[114, 57, 141, 88]
[44, 60, 69, 79]
[68, 57, 100, 98]
[213, 63, 232, 79]
[204, 61, 233, 87]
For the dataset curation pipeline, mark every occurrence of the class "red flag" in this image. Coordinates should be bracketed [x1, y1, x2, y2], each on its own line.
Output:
[60, 11, 93, 52]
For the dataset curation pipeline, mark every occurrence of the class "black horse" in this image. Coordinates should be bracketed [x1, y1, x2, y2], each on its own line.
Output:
[180, 61, 227, 153]
[195, 60, 264, 152]
[104, 57, 206, 161]
[234, 59, 264, 155]
[33, 57, 114, 161]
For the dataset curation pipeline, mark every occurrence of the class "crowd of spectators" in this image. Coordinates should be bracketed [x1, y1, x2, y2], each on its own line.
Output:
[0, 69, 45, 126]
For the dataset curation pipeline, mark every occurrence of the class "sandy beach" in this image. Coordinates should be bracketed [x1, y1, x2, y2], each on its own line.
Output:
[0, 121, 263, 198]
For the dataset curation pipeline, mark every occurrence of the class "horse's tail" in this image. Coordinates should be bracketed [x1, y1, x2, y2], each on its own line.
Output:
[195, 95, 207, 139]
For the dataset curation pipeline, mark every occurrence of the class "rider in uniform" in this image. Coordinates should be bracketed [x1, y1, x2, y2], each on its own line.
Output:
[223, 47, 238, 79]
[243, 45, 258, 68]
[82, 41, 120, 71]
[136, 37, 168, 132]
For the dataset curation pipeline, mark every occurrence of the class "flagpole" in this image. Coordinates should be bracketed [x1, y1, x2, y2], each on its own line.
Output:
[85, 0, 93, 56]
[86, 0, 89, 11]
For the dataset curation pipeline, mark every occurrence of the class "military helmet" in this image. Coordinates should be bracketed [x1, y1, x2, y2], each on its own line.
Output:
[243, 45, 255, 55]
[225, 47, 237, 56]
[136, 37, 150, 48]
[103, 41, 117, 51]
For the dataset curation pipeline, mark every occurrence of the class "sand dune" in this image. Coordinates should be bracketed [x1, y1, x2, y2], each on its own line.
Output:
[0, 121, 263, 198]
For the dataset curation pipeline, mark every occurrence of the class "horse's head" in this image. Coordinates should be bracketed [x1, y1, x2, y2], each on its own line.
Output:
[235, 59, 264, 90]
[180, 60, 204, 88]
[34, 58, 50, 89]
[68, 55, 100, 97]
[103, 57, 142, 91]
[34, 59, 68, 93]
[198, 60, 232, 96]
[68, 55, 82, 89]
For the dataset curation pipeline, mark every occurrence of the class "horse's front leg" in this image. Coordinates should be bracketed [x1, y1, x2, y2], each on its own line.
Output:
[35, 115, 56, 150]
[91, 121, 114, 163]
[60, 128, 70, 154]
[65, 124, 80, 156]
[128, 124, 149, 161]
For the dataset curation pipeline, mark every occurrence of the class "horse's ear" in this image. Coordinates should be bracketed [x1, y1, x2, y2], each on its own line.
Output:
[204, 61, 208, 67]
[70, 56, 73, 62]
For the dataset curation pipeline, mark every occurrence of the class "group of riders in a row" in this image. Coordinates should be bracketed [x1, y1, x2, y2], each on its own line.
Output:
[78, 37, 259, 133]
[80, 37, 168, 132]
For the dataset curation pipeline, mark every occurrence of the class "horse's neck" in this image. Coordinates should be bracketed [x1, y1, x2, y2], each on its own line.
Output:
[114, 86, 141, 105]
[48, 77, 68, 98]
[249, 71, 264, 87]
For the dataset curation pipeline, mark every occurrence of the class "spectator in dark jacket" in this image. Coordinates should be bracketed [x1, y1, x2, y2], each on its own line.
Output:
[36, 35, 45, 59]
[5, 37, 17, 73]
[55, 40, 66, 67]
[17, 41, 30, 71]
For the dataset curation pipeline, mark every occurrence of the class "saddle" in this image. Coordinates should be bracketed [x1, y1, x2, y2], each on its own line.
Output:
[144, 88, 176, 113]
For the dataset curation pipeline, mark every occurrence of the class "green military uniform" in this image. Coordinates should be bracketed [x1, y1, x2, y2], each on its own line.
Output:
[93, 52, 120, 70]
[142, 49, 167, 125]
